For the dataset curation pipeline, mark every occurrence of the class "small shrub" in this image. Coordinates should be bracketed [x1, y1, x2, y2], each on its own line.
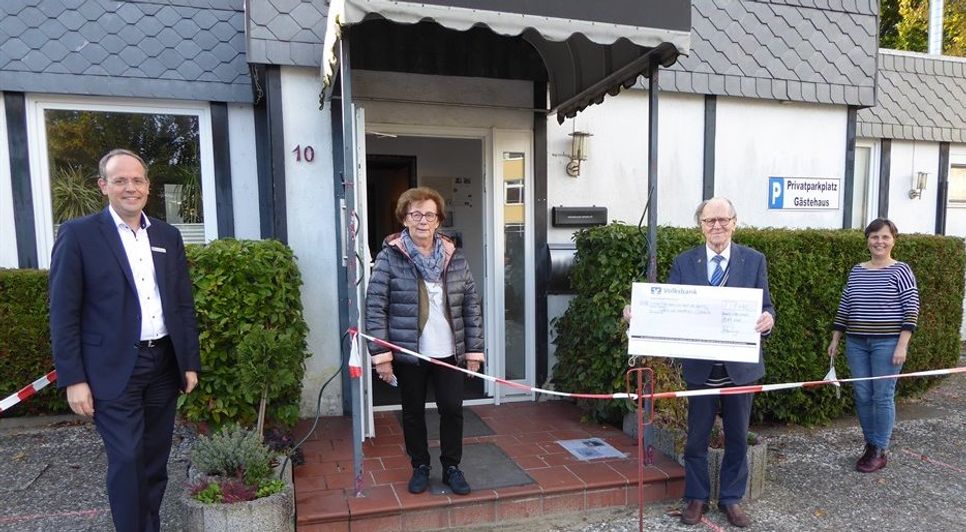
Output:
[256, 479, 286, 499]
[219, 478, 259, 503]
[191, 481, 223, 504]
[191, 425, 272, 487]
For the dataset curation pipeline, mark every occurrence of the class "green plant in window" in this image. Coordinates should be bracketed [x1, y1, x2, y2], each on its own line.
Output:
[177, 166, 203, 223]
[50, 165, 104, 223]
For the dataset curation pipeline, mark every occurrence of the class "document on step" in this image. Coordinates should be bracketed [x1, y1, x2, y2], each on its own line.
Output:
[627, 283, 762, 363]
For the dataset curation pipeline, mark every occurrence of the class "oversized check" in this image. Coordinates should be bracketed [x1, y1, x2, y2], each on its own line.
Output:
[627, 283, 762, 363]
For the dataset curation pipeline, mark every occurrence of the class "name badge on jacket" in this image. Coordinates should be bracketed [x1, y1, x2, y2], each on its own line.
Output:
[151, 246, 167, 253]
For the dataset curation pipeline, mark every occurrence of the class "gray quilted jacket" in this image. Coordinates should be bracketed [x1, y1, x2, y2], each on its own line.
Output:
[365, 232, 484, 367]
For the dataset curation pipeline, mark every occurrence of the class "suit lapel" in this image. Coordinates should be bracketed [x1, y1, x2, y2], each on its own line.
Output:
[691, 247, 709, 286]
[147, 222, 168, 301]
[99, 210, 138, 293]
[725, 245, 744, 286]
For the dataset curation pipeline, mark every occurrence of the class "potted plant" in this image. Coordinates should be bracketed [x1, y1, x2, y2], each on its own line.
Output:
[651, 415, 768, 501]
[181, 424, 294, 532]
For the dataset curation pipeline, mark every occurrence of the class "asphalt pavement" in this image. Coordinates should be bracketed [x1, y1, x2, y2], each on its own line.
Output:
[1, 355, 962, 532]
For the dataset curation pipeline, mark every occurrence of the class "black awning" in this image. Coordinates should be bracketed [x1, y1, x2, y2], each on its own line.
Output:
[322, 0, 691, 121]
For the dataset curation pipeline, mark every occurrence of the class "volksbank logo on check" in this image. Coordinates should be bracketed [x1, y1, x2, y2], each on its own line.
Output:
[651, 286, 697, 295]
[768, 176, 840, 210]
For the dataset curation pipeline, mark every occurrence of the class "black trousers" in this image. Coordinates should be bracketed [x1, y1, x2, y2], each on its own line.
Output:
[93, 338, 179, 532]
[394, 356, 465, 469]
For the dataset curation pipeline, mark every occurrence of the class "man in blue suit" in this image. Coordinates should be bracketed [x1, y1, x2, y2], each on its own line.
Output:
[50, 149, 201, 531]
[669, 197, 775, 528]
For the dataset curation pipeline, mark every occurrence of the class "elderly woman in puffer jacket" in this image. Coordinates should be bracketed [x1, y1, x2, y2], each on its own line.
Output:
[365, 186, 484, 497]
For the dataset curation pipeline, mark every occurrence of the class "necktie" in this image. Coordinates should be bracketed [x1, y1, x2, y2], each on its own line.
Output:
[710, 255, 724, 286]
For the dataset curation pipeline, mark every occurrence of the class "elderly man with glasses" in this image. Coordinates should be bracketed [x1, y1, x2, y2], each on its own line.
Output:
[670, 197, 775, 528]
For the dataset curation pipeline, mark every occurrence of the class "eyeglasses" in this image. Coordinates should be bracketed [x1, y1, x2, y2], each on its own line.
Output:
[407, 211, 438, 222]
[105, 177, 149, 188]
[700, 217, 734, 227]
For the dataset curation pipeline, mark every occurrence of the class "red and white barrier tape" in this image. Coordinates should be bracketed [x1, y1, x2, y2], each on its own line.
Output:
[350, 328, 966, 400]
[0, 370, 57, 415]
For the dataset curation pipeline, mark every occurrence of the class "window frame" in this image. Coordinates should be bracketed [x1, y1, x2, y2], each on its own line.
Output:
[948, 158, 966, 207]
[26, 94, 217, 267]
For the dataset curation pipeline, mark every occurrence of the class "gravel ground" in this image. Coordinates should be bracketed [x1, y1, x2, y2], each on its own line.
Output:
[0, 421, 196, 532]
[1, 361, 962, 531]
[491, 359, 966, 532]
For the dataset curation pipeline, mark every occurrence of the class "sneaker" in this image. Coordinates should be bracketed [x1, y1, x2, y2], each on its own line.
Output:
[442, 466, 471, 495]
[855, 443, 876, 470]
[408, 464, 431, 494]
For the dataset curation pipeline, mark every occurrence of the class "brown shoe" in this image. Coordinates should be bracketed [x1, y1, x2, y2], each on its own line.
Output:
[681, 500, 709, 525]
[718, 503, 751, 528]
[855, 443, 876, 470]
[857, 448, 887, 473]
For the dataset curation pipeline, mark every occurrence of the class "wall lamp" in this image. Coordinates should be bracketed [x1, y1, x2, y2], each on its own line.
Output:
[565, 130, 592, 177]
[908, 171, 929, 199]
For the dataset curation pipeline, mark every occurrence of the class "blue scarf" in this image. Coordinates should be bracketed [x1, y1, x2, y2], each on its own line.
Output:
[400, 229, 445, 282]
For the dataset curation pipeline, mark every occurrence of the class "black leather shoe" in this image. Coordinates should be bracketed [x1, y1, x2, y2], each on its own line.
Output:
[408, 464, 430, 494]
[718, 503, 751, 528]
[680, 500, 708, 525]
[442, 466, 471, 495]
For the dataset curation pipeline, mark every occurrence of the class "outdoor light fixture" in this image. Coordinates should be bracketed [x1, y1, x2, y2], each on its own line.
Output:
[566, 130, 592, 177]
[909, 171, 929, 199]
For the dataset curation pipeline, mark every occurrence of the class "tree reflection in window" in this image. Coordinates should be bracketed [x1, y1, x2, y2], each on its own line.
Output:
[45, 110, 203, 226]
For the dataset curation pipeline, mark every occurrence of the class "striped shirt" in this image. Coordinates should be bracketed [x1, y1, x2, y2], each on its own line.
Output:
[833, 262, 920, 335]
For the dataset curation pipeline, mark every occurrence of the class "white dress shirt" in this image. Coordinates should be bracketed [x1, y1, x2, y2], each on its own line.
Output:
[108, 206, 168, 341]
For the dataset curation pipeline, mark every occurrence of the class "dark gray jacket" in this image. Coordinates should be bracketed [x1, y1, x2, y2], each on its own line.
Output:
[365, 232, 484, 367]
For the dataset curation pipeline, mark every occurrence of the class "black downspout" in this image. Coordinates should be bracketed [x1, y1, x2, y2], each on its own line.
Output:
[210, 102, 235, 238]
[253, 65, 287, 242]
[878, 139, 892, 218]
[4, 92, 38, 268]
[646, 61, 659, 283]
[842, 106, 857, 229]
[936, 142, 950, 235]
[702, 95, 716, 200]
[533, 82, 549, 387]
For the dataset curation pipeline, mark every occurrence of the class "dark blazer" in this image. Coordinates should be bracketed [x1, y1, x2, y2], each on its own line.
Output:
[50, 209, 201, 400]
[668, 243, 775, 386]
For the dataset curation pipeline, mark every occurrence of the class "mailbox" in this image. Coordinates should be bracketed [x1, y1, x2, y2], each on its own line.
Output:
[551, 206, 607, 227]
[547, 243, 577, 294]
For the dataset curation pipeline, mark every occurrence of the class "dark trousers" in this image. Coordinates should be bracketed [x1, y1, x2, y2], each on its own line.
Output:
[683, 383, 754, 505]
[93, 339, 180, 532]
[394, 357, 465, 469]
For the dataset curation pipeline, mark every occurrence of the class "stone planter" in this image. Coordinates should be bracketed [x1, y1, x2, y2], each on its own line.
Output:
[181, 461, 294, 532]
[649, 424, 767, 501]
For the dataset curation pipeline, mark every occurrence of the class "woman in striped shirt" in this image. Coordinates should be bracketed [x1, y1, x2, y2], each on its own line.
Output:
[827, 218, 920, 473]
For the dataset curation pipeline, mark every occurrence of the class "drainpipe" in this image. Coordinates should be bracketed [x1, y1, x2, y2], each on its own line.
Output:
[928, 0, 944, 55]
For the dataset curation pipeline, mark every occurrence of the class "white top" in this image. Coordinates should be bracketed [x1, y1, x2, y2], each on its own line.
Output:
[419, 280, 454, 358]
[108, 206, 168, 341]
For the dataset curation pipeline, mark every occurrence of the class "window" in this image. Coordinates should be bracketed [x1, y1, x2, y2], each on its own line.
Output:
[504, 179, 524, 204]
[948, 164, 966, 205]
[27, 96, 216, 266]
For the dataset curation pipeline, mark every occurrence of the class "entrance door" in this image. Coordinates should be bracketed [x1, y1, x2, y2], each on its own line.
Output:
[364, 133, 489, 407]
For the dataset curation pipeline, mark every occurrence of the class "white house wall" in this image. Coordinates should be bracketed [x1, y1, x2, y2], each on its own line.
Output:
[280, 66, 344, 416]
[715, 97, 846, 229]
[886, 140, 940, 235]
[0, 94, 17, 268]
[227, 103, 261, 240]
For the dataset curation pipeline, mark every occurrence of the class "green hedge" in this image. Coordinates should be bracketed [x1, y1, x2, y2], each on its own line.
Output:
[0, 269, 67, 415]
[0, 239, 309, 428]
[552, 224, 964, 426]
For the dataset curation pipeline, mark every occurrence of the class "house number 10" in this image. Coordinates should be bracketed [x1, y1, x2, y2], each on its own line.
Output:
[292, 145, 315, 163]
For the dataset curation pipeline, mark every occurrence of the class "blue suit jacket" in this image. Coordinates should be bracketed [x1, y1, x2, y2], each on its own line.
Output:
[667, 243, 775, 386]
[49, 209, 201, 400]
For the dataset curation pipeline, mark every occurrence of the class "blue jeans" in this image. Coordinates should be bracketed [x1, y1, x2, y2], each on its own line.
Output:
[845, 335, 902, 449]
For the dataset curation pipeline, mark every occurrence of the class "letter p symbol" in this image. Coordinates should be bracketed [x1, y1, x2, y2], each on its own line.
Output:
[768, 177, 784, 209]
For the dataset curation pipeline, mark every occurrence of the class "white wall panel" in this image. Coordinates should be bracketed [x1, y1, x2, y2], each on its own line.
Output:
[886, 140, 940, 234]
[715, 98, 846, 229]
[280, 67, 343, 416]
[0, 94, 18, 267]
[227, 103, 261, 240]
